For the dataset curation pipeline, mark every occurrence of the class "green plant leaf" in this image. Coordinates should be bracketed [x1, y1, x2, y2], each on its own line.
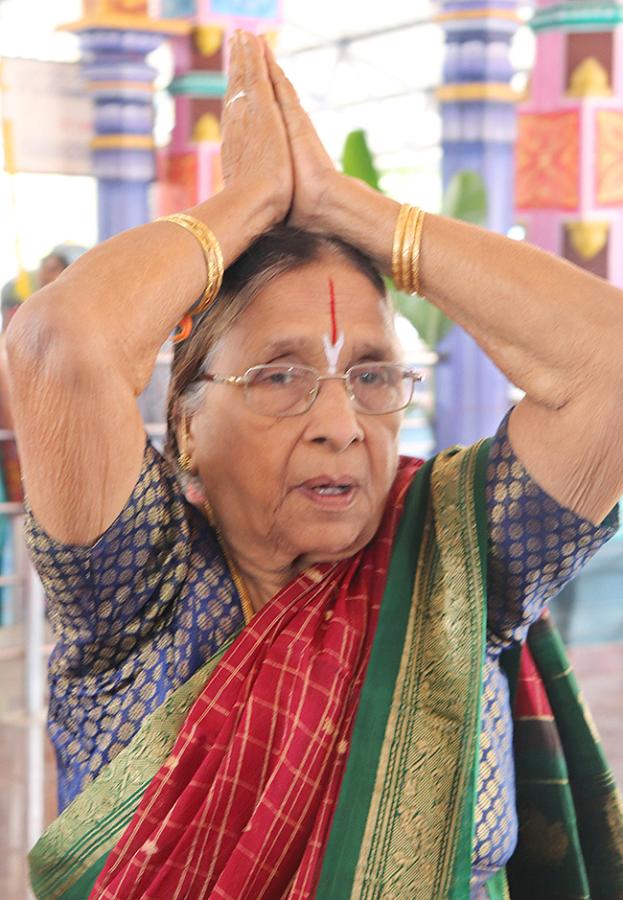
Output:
[341, 129, 382, 191]
[441, 170, 488, 226]
[390, 287, 454, 350]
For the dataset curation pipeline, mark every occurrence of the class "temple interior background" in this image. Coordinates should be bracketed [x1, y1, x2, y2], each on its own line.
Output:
[1, 0, 622, 897]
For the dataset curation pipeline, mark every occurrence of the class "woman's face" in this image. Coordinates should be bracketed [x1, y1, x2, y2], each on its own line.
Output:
[187, 255, 405, 571]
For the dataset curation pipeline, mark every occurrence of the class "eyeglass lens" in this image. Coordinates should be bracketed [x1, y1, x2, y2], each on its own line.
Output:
[243, 364, 415, 417]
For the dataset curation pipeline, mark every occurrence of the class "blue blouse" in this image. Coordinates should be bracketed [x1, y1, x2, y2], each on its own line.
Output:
[24, 414, 617, 893]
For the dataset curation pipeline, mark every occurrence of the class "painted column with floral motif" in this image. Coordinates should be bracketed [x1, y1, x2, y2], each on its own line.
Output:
[516, 0, 623, 288]
[435, 0, 523, 452]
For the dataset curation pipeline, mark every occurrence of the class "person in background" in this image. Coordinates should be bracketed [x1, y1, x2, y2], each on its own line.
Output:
[1, 244, 89, 331]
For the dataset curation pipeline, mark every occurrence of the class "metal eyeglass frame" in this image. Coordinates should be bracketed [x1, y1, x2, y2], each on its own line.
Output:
[198, 363, 424, 416]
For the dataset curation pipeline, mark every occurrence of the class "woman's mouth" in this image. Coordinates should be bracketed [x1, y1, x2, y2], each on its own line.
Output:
[298, 477, 359, 509]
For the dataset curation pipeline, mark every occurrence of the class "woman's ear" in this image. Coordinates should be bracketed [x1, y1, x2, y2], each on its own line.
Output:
[176, 409, 207, 507]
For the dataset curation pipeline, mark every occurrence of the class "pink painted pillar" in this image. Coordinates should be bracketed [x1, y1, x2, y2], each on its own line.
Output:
[156, 0, 283, 214]
[516, 0, 623, 286]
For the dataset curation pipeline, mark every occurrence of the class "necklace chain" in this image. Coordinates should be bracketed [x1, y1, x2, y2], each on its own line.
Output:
[204, 502, 254, 625]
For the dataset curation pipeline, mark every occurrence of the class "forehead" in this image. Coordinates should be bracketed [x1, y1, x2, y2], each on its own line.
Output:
[220, 257, 396, 361]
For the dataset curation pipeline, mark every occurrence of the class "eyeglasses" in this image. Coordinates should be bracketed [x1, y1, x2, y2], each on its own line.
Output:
[199, 363, 423, 418]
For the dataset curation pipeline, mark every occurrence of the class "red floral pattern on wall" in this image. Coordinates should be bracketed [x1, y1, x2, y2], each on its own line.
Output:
[516, 111, 580, 210]
[596, 110, 623, 206]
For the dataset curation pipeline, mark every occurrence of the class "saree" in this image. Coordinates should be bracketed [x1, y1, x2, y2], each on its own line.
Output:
[29, 441, 623, 899]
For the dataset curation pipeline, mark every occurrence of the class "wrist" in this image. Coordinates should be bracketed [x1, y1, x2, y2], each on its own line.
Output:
[312, 174, 400, 273]
[189, 180, 285, 268]
[226, 178, 289, 230]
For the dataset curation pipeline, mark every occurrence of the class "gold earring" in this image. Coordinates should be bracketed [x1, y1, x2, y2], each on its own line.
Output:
[178, 450, 192, 473]
[203, 498, 216, 527]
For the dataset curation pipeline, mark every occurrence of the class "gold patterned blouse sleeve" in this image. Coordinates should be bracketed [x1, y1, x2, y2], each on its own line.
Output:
[23, 439, 193, 648]
[22, 439, 244, 811]
[485, 412, 619, 655]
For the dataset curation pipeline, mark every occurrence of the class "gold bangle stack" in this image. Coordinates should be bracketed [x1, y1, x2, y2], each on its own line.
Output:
[391, 203, 426, 295]
[157, 213, 224, 315]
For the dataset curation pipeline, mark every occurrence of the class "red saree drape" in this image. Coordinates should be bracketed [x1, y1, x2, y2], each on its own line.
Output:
[91, 457, 422, 900]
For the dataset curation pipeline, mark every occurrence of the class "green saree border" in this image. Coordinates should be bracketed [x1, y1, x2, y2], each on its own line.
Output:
[29, 635, 237, 900]
[486, 867, 510, 899]
[528, 616, 623, 895]
[314, 455, 436, 898]
[58, 856, 108, 900]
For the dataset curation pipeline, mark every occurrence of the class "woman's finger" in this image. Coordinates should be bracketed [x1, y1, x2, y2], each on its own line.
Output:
[220, 29, 293, 213]
[262, 38, 327, 151]
[239, 31, 275, 104]
[223, 31, 246, 109]
[261, 38, 301, 113]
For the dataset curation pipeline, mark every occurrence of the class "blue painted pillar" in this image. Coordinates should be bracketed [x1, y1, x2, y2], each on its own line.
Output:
[65, 14, 189, 241]
[435, 0, 522, 450]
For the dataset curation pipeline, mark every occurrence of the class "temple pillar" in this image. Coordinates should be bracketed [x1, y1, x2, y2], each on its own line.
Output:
[435, 0, 522, 450]
[63, 2, 189, 241]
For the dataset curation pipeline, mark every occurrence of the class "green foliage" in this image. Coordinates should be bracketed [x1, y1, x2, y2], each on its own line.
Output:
[441, 170, 488, 225]
[341, 129, 381, 192]
[340, 131, 488, 349]
[391, 283, 455, 350]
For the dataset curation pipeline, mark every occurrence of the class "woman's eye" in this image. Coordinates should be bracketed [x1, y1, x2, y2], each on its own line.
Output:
[252, 368, 294, 386]
[357, 369, 382, 385]
[269, 372, 291, 385]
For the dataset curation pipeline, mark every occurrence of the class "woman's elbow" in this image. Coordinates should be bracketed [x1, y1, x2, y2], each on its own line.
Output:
[5, 288, 62, 378]
[6, 287, 105, 388]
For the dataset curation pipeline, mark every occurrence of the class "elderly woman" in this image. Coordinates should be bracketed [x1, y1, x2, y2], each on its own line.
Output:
[9, 31, 623, 900]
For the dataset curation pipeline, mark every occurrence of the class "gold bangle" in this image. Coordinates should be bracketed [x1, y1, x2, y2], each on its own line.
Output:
[401, 206, 420, 293]
[391, 203, 425, 294]
[410, 208, 425, 295]
[392, 204, 411, 291]
[157, 213, 224, 315]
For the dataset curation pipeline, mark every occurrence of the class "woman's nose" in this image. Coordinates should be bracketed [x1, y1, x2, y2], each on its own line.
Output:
[302, 378, 364, 450]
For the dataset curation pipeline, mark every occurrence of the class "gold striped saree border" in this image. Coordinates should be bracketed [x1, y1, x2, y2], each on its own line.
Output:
[29, 637, 235, 900]
[350, 442, 488, 898]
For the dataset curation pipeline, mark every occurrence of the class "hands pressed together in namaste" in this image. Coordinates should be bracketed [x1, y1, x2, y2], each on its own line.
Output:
[220, 30, 338, 233]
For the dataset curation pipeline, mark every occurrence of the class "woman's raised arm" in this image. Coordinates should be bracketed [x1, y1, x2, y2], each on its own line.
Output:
[264, 38, 623, 525]
[6, 31, 291, 545]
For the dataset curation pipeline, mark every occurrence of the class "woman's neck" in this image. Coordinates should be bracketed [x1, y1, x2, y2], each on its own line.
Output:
[222, 537, 296, 614]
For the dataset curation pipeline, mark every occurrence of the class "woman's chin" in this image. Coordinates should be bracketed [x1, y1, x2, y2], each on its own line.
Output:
[293, 523, 376, 568]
